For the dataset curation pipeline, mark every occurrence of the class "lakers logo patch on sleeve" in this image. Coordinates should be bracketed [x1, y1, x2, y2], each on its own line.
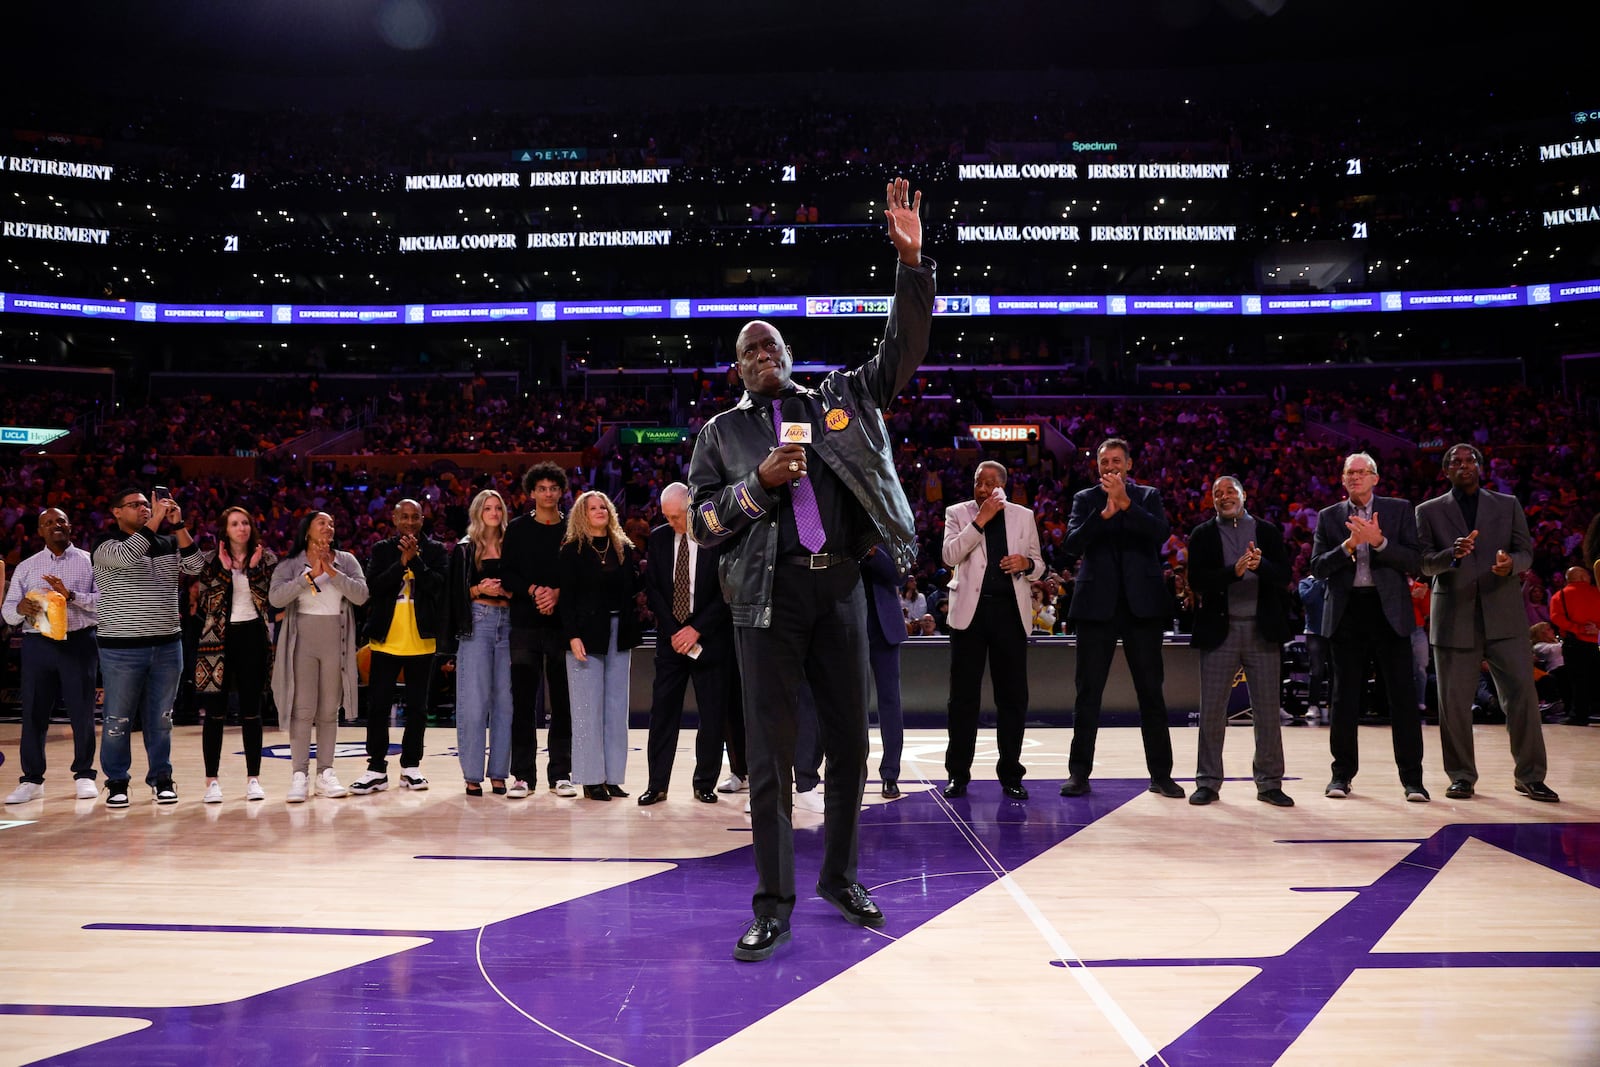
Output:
[824, 408, 851, 432]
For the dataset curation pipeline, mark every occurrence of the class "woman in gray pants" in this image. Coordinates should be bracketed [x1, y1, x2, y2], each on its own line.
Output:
[270, 512, 369, 802]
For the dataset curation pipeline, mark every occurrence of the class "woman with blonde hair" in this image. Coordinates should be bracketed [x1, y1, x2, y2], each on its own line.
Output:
[446, 489, 515, 796]
[194, 506, 277, 802]
[269, 511, 369, 803]
[559, 490, 642, 801]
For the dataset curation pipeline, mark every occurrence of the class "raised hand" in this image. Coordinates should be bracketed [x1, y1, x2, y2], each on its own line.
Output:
[883, 177, 922, 265]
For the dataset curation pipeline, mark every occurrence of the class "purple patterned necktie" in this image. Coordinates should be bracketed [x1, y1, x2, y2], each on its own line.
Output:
[773, 399, 827, 552]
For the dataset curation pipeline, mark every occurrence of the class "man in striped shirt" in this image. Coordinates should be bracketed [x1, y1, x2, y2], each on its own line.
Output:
[93, 487, 205, 807]
[1, 508, 100, 804]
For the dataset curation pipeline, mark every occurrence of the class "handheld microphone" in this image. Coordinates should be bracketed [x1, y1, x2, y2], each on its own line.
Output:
[779, 397, 813, 448]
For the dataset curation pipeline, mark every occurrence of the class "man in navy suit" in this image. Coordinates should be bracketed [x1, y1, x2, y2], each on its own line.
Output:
[1060, 438, 1183, 799]
[638, 482, 742, 805]
[859, 545, 907, 798]
[1309, 452, 1428, 802]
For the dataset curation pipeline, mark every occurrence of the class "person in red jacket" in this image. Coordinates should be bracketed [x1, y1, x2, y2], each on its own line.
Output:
[1549, 565, 1600, 726]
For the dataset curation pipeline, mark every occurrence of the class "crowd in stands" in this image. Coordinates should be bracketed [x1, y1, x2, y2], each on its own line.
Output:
[4, 378, 1597, 647]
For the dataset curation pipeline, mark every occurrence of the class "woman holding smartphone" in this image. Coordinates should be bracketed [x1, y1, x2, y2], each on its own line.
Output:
[270, 511, 369, 803]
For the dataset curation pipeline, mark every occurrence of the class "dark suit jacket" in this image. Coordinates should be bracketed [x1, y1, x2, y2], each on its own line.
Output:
[558, 539, 643, 653]
[1187, 515, 1292, 651]
[859, 545, 909, 647]
[363, 534, 447, 643]
[643, 523, 732, 661]
[1065, 480, 1171, 621]
[1309, 494, 1420, 636]
[1416, 486, 1534, 646]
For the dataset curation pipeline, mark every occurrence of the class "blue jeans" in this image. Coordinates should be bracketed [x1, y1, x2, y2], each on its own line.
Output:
[566, 616, 632, 786]
[99, 640, 183, 786]
[455, 603, 513, 783]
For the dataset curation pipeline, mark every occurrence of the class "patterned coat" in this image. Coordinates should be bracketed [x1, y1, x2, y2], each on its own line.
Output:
[194, 547, 278, 693]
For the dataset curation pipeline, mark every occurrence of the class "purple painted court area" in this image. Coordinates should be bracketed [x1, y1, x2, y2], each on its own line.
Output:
[17, 782, 1145, 1066]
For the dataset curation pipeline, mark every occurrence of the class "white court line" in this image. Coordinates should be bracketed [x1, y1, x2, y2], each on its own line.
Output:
[475, 924, 637, 1067]
[897, 751, 1167, 1066]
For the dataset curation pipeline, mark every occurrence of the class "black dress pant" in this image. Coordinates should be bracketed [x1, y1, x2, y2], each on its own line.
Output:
[363, 649, 435, 773]
[644, 639, 740, 793]
[945, 595, 1028, 786]
[1562, 635, 1599, 723]
[18, 629, 99, 784]
[1068, 599, 1174, 781]
[1328, 588, 1424, 787]
[510, 626, 572, 786]
[734, 560, 870, 921]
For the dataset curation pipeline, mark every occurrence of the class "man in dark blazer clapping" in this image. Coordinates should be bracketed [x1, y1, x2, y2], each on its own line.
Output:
[1416, 444, 1556, 802]
[1186, 477, 1295, 807]
[1310, 452, 1428, 802]
[638, 482, 742, 805]
[1061, 438, 1183, 799]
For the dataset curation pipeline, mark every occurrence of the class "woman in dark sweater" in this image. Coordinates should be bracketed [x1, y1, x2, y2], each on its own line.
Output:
[559, 491, 642, 801]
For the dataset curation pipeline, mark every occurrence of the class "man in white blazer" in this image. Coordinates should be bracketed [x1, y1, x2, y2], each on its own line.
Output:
[941, 461, 1044, 800]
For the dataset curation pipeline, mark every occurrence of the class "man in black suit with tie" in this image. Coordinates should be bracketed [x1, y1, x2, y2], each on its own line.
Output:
[1060, 438, 1183, 799]
[1310, 452, 1429, 802]
[638, 482, 741, 806]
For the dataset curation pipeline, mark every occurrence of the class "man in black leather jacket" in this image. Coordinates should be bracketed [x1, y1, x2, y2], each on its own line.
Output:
[688, 178, 934, 962]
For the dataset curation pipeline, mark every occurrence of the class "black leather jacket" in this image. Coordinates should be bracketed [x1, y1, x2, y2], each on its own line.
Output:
[687, 257, 935, 628]
[363, 534, 447, 644]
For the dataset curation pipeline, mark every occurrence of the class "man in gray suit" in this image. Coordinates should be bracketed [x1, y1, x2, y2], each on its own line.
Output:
[1310, 452, 1428, 802]
[1416, 444, 1558, 802]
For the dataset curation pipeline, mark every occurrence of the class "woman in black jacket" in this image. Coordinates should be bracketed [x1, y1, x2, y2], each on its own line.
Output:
[559, 490, 642, 801]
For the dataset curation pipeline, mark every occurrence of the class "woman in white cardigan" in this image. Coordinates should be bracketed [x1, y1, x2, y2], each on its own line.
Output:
[270, 511, 369, 803]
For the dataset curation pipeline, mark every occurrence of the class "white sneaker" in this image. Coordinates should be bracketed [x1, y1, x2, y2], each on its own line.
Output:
[246, 778, 266, 802]
[315, 768, 348, 798]
[349, 770, 389, 795]
[506, 779, 530, 799]
[794, 785, 825, 814]
[399, 770, 429, 790]
[717, 774, 748, 794]
[5, 782, 43, 804]
[203, 781, 224, 804]
[554, 779, 578, 798]
[75, 778, 99, 800]
[286, 771, 310, 804]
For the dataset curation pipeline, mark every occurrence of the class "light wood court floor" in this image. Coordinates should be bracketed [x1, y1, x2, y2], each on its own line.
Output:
[1, 720, 1597, 1066]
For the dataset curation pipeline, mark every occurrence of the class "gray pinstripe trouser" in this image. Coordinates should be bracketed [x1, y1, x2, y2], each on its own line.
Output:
[1196, 617, 1285, 791]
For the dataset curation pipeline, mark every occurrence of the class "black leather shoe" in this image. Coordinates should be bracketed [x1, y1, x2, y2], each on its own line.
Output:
[818, 882, 885, 928]
[606, 784, 629, 798]
[1001, 783, 1029, 800]
[733, 916, 791, 962]
[1404, 784, 1430, 803]
[1516, 781, 1560, 803]
[880, 779, 901, 799]
[1324, 779, 1351, 799]
[583, 785, 611, 801]
[941, 779, 968, 799]
[1445, 779, 1474, 799]
[694, 788, 719, 803]
[1257, 788, 1295, 807]
[1059, 776, 1091, 797]
[1189, 785, 1219, 806]
[637, 789, 666, 806]
[1149, 778, 1186, 799]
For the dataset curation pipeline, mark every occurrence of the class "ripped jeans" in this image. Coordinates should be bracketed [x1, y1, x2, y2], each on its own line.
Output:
[98, 640, 183, 786]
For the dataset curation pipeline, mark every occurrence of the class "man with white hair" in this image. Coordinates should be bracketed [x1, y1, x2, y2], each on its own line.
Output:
[638, 482, 742, 806]
[1185, 477, 1294, 807]
[1310, 452, 1428, 802]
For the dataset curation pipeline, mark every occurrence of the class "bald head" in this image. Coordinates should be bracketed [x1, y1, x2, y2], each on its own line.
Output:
[735, 319, 792, 397]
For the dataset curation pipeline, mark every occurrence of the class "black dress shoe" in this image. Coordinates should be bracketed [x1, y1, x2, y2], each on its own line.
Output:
[583, 785, 611, 801]
[733, 916, 791, 962]
[606, 784, 629, 798]
[1516, 781, 1560, 802]
[818, 882, 885, 928]
[941, 779, 968, 799]
[880, 779, 901, 799]
[694, 788, 719, 803]
[1445, 779, 1474, 799]
[1149, 778, 1186, 799]
[1059, 776, 1091, 797]
[1001, 783, 1029, 800]
[637, 789, 666, 806]
[1257, 788, 1295, 807]
[1189, 785, 1219, 806]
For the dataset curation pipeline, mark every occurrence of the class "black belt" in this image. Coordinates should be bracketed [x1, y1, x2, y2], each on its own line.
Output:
[781, 553, 852, 570]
